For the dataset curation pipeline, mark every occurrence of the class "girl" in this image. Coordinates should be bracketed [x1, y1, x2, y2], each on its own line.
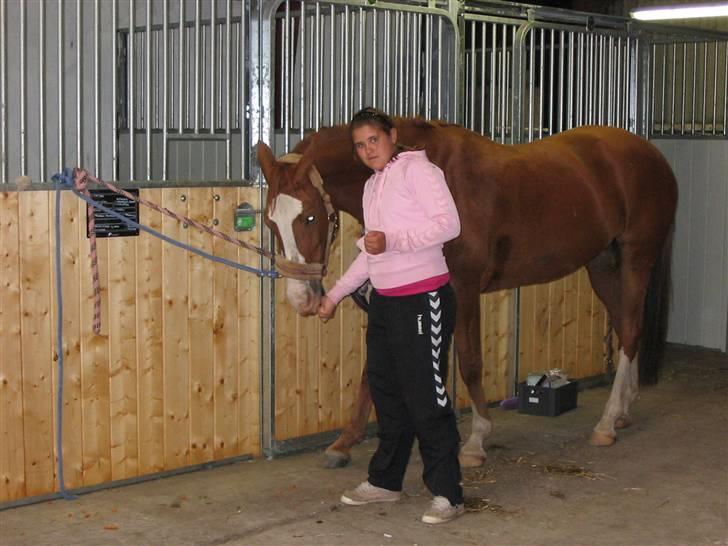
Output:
[318, 108, 464, 525]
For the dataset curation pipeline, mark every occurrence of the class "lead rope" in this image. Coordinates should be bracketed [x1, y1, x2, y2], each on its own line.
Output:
[53, 180, 78, 500]
[74, 171, 102, 334]
[53, 168, 282, 337]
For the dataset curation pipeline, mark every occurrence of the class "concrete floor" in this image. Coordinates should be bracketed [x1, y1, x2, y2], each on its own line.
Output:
[2, 344, 727, 546]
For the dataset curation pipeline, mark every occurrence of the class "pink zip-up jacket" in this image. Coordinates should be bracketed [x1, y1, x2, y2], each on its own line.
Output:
[326, 150, 460, 305]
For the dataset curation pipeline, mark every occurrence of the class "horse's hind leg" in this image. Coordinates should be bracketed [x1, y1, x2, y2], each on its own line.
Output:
[452, 279, 492, 468]
[591, 347, 640, 445]
[323, 367, 372, 468]
[586, 242, 651, 446]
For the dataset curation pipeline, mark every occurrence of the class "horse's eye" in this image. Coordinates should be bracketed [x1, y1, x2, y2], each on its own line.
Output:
[304, 215, 315, 224]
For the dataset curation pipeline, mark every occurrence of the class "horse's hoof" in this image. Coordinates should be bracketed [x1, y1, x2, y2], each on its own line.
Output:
[458, 453, 486, 468]
[321, 451, 351, 469]
[589, 431, 616, 446]
[615, 416, 633, 429]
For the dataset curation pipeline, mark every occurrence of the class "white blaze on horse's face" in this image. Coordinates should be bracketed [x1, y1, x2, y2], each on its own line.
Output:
[268, 192, 321, 315]
[269, 193, 304, 262]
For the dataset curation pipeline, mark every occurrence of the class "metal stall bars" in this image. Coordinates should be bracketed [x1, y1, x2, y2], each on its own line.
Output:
[462, 11, 522, 143]
[266, 0, 461, 154]
[116, 0, 250, 182]
[647, 29, 728, 137]
[252, 0, 462, 457]
[0, 0, 117, 186]
[0, 0, 252, 186]
[511, 15, 641, 143]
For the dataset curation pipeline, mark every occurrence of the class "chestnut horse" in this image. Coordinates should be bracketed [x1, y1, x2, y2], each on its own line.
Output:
[257, 119, 677, 468]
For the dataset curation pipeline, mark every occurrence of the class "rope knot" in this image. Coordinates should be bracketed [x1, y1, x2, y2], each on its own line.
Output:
[73, 168, 89, 192]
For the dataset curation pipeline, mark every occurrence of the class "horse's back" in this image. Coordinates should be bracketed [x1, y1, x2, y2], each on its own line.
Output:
[547, 126, 677, 233]
[424, 124, 677, 290]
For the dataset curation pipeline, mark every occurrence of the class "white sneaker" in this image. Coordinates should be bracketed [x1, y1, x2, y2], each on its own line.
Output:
[340, 481, 402, 506]
[421, 495, 465, 524]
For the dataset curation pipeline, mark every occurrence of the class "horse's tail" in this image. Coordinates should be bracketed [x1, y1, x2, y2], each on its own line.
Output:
[639, 223, 674, 385]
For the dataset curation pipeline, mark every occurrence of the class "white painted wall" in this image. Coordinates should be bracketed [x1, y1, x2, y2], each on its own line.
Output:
[652, 139, 728, 352]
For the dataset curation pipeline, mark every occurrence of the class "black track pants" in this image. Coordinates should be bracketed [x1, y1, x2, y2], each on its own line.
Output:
[366, 283, 463, 505]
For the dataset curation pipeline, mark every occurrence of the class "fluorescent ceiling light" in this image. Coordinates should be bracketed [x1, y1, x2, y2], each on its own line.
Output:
[631, 3, 728, 20]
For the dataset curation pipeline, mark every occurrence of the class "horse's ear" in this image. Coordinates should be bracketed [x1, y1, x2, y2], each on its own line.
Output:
[292, 153, 315, 189]
[292, 140, 316, 190]
[256, 141, 278, 192]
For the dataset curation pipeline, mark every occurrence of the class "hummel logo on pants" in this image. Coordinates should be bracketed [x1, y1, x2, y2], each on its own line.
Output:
[365, 283, 464, 506]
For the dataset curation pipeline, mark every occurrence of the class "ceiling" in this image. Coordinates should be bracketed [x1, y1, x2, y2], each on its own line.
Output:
[523, 0, 728, 31]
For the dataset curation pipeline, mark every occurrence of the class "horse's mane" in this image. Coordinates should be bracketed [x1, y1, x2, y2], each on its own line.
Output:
[293, 125, 347, 155]
[407, 117, 458, 130]
[292, 117, 458, 156]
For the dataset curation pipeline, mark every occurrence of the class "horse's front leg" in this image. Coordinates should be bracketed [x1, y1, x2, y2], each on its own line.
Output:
[452, 281, 493, 468]
[322, 367, 373, 468]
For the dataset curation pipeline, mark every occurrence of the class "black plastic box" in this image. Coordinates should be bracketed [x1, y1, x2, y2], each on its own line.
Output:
[517, 380, 578, 416]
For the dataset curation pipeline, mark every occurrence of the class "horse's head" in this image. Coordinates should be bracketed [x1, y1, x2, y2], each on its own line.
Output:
[257, 141, 337, 316]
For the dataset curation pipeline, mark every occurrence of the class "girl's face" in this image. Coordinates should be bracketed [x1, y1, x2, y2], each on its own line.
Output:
[351, 123, 398, 172]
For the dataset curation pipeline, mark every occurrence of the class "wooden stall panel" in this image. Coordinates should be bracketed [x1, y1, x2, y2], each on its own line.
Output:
[319, 213, 344, 432]
[188, 188, 215, 464]
[50, 191, 83, 489]
[162, 188, 191, 470]
[518, 271, 610, 381]
[212, 188, 240, 459]
[80, 198, 112, 488]
[18, 192, 54, 496]
[108, 227, 139, 481]
[337, 213, 367, 428]
[237, 186, 262, 457]
[1, 186, 264, 504]
[137, 189, 165, 475]
[0, 192, 25, 500]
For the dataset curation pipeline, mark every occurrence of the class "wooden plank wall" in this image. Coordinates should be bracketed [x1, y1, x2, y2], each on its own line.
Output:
[518, 271, 611, 382]
[0, 187, 261, 503]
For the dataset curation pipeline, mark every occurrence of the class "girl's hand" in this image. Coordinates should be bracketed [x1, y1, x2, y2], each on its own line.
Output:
[318, 296, 337, 323]
[364, 231, 386, 255]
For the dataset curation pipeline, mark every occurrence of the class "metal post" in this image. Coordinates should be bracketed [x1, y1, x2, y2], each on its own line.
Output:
[145, 0, 151, 179]
[343, 6, 349, 121]
[479, 21, 486, 133]
[162, 0, 168, 178]
[194, 0, 200, 134]
[713, 41, 719, 135]
[469, 20, 475, 129]
[283, 1, 289, 148]
[681, 43, 686, 134]
[299, 1, 306, 139]
[39, 0, 46, 181]
[490, 23, 496, 138]
[20, 0, 26, 175]
[210, 0, 217, 135]
[329, 5, 334, 124]
[250, 0, 275, 460]
[0, 0, 6, 184]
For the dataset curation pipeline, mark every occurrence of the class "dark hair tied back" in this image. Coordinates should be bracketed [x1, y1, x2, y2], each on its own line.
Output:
[349, 107, 395, 135]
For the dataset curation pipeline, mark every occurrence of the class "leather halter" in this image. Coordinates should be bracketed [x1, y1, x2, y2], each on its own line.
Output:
[272, 153, 339, 281]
